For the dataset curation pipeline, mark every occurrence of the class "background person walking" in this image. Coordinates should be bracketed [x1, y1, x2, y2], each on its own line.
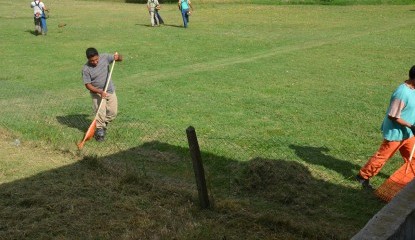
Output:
[154, 5, 164, 25]
[82, 48, 123, 142]
[356, 65, 415, 190]
[30, 0, 48, 35]
[178, 0, 193, 28]
[147, 0, 160, 27]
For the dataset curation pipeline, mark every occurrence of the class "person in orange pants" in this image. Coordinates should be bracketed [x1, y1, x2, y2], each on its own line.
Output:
[357, 65, 415, 190]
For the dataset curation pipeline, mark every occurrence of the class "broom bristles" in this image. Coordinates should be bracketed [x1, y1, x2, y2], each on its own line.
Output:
[77, 120, 96, 150]
[375, 178, 406, 202]
[375, 162, 415, 202]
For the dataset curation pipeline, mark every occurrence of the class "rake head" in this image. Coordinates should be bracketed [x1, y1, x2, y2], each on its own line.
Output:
[77, 119, 97, 150]
[375, 162, 415, 202]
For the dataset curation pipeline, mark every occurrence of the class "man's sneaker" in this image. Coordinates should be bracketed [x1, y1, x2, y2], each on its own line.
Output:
[95, 128, 105, 142]
[355, 174, 374, 191]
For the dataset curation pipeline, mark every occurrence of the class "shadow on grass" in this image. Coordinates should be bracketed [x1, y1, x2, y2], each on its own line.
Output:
[0, 141, 384, 239]
[135, 23, 183, 28]
[161, 23, 183, 28]
[56, 114, 91, 131]
[289, 144, 389, 180]
[24, 29, 39, 36]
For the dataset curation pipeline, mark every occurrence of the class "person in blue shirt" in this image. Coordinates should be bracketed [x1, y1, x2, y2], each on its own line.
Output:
[356, 65, 415, 190]
[178, 0, 193, 28]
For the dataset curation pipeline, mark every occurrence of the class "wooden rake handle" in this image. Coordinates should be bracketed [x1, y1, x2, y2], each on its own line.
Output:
[405, 139, 415, 174]
[96, 60, 116, 113]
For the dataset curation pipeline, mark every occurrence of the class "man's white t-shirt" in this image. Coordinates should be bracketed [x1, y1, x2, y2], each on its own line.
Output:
[30, 1, 45, 15]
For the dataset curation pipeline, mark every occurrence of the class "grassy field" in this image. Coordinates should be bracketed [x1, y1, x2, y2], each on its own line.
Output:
[1, 0, 415, 239]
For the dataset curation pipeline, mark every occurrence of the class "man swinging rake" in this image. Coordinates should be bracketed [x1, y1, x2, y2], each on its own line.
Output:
[78, 48, 123, 149]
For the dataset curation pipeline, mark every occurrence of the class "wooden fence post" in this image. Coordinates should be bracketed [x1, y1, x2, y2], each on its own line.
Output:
[186, 126, 210, 209]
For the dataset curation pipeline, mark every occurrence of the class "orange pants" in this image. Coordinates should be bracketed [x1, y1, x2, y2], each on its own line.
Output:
[359, 137, 415, 180]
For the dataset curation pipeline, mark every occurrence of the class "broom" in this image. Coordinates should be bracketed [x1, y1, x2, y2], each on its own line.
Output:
[77, 60, 116, 150]
[375, 141, 415, 202]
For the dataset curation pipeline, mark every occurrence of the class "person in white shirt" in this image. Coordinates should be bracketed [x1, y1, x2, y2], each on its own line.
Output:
[30, 0, 48, 35]
[147, 0, 160, 27]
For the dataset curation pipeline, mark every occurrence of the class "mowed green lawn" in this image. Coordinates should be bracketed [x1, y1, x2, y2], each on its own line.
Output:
[1, 0, 415, 239]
